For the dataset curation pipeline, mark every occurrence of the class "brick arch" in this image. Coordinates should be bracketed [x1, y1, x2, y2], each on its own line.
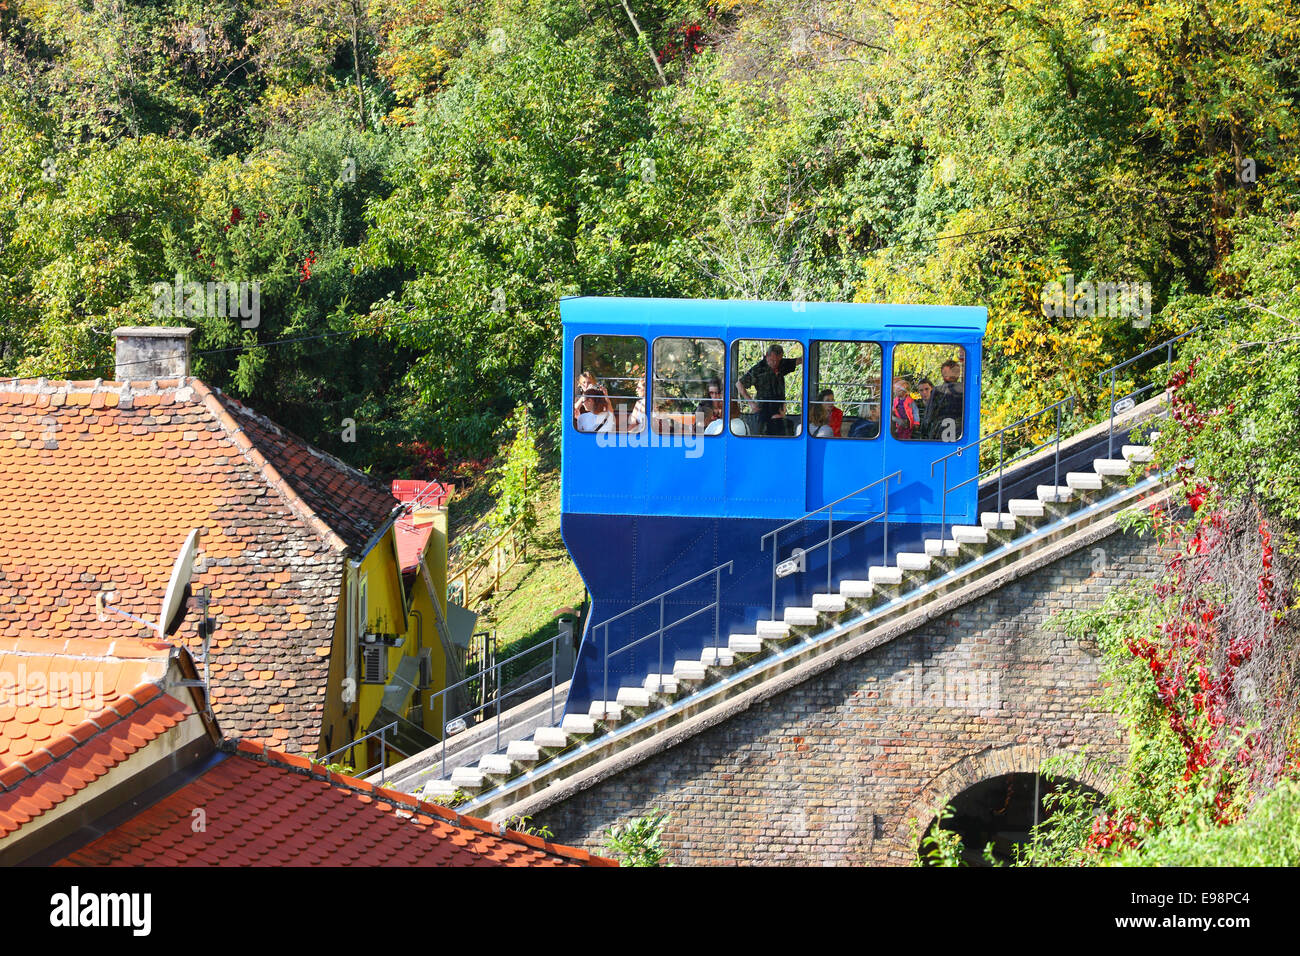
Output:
[888, 743, 1113, 863]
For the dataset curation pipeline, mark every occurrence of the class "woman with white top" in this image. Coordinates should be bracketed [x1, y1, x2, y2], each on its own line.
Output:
[576, 387, 616, 433]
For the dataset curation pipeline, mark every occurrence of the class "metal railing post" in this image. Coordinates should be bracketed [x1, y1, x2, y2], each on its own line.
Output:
[940, 458, 949, 543]
[1054, 404, 1062, 491]
[883, 478, 890, 567]
[658, 596, 665, 685]
[602, 624, 609, 709]
[997, 431, 1004, 514]
[713, 567, 722, 653]
[550, 633, 558, 724]
[1108, 370, 1116, 458]
[826, 503, 834, 594]
[770, 536, 778, 619]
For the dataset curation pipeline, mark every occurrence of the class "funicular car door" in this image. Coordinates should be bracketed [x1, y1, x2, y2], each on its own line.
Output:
[881, 332, 981, 527]
[805, 338, 888, 519]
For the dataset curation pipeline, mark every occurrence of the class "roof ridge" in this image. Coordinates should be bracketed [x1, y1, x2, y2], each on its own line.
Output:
[227, 739, 614, 866]
[214, 390, 393, 495]
[0, 377, 190, 395]
[0, 636, 174, 662]
[186, 379, 352, 555]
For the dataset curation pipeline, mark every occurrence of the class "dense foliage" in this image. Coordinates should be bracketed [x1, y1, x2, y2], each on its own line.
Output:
[5, 0, 1299, 472]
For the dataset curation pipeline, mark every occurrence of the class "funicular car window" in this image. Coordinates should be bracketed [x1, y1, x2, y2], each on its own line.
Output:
[889, 343, 966, 442]
[809, 341, 883, 440]
[652, 337, 726, 438]
[730, 339, 804, 438]
[574, 334, 647, 435]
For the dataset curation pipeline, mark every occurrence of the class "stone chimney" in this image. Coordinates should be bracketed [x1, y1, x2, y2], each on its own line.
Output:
[113, 327, 195, 381]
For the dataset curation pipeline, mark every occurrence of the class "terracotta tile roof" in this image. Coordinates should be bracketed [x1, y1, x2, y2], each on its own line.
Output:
[212, 391, 399, 552]
[0, 377, 399, 753]
[57, 739, 616, 867]
[0, 637, 192, 840]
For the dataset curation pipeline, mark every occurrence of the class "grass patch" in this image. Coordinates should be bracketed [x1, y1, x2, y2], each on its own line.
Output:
[449, 466, 587, 659]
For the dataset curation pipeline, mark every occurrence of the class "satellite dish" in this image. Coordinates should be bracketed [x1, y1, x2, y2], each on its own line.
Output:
[159, 528, 202, 635]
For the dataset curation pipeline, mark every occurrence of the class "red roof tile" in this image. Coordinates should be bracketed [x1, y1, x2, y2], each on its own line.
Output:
[0, 378, 399, 753]
[56, 740, 615, 867]
[0, 636, 193, 839]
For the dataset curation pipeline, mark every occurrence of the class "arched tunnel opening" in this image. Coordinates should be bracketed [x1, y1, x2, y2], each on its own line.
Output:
[920, 772, 1103, 866]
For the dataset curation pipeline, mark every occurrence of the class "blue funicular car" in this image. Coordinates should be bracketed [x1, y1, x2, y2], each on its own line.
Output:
[560, 295, 987, 714]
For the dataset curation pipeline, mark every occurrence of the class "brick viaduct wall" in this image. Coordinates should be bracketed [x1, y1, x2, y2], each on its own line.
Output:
[537, 525, 1163, 865]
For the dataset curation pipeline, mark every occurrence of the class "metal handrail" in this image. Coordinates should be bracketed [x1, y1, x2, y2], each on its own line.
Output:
[760, 471, 901, 618]
[425, 631, 565, 778]
[319, 720, 399, 787]
[929, 396, 1076, 542]
[447, 512, 528, 609]
[594, 562, 734, 709]
[1097, 328, 1196, 457]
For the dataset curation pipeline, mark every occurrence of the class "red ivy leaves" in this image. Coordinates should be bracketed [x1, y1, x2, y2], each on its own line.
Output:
[658, 19, 711, 64]
[1087, 358, 1290, 849]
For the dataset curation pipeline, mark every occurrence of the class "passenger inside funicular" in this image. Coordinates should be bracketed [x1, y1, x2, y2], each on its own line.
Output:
[573, 334, 647, 433]
[891, 344, 967, 442]
[651, 336, 725, 438]
[810, 340, 881, 441]
[735, 342, 803, 437]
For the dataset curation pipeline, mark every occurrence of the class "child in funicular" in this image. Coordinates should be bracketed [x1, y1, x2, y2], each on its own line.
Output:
[891, 376, 920, 440]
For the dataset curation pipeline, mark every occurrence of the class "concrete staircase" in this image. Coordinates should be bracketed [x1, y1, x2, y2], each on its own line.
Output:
[420, 437, 1164, 818]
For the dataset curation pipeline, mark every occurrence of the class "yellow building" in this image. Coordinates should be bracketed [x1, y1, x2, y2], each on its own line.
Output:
[323, 482, 470, 773]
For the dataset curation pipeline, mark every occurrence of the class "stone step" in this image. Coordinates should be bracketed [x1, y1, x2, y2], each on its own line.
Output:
[1036, 484, 1074, 503]
[560, 714, 596, 736]
[1122, 444, 1154, 462]
[868, 566, 904, 586]
[895, 552, 932, 572]
[756, 620, 792, 638]
[643, 673, 678, 695]
[924, 538, 960, 558]
[478, 753, 514, 775]
[783, 606, 820, 627]
[1093, 458, 1133, 476]
[1066, 471, 1103, 491]
[505, 740, 540, 763]
[729, 633, 763, 654]
[588, 700, 624, 721]
[700, 647, 736, 667]
[951, 525, 989, 545]
[673, 659, 708, 681]
[422, 779, 461, 801]
[450, 767, 487, 790]
[1007, 498, 1045, 518]
[616, 686, 652, 708]
[839, 580, 874, 598]
[533, 727, 569, 749]
[980, 512, 1016, 531]
[812, 592, 847, 613]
